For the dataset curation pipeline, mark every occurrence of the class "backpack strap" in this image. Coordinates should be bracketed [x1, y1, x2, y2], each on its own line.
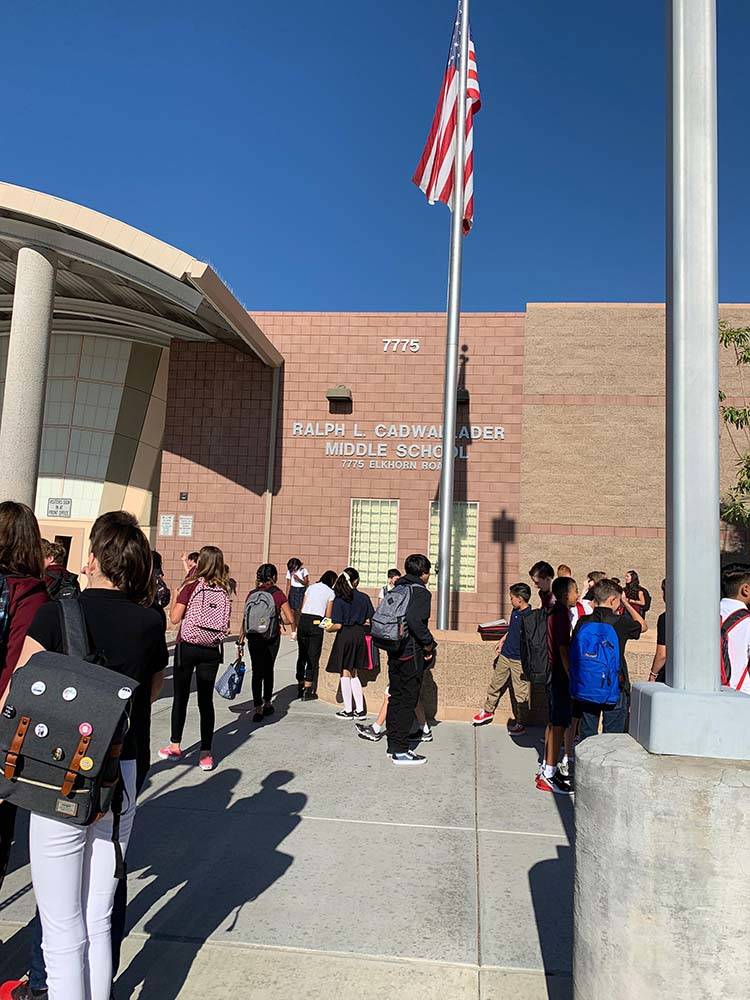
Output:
[58, 598, 92, 660]
[720, 609, 750, 685]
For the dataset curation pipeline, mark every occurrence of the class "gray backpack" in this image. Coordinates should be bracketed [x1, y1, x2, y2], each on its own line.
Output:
[244, 589, 279, 641]
[371, 584, 412, 648]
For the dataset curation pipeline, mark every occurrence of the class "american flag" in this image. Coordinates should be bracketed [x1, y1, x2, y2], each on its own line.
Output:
[412, 2, 481, 234]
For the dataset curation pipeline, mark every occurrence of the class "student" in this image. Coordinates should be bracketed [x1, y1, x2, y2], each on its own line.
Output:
[472, 583, 532, 733]
[296, 570, 336, 700]
[159, 546, 232, 771]
[180, 551, 199, 583]
[41, 540, 80, 600]
[285, 557, 309, 639]
[325, 567, 374, 721]
[582, 571, 606, 602]
[529, 560, 555, 609]
[377, 568, 401, 604]
[556, 564, 572, 578]
[649, 579, 667, 683]
[624, 570, 648, 618]
[384, 554, 436, 766]
[719, 563, 750, 693]
[10, 511, 168, 1000]
[573, 578, 647, 741]
[0, 503, 50, 897]
[241, 563, 294, 721]
[536, 576, 578, 795]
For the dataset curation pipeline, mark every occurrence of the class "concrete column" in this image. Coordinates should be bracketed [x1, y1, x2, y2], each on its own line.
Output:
[574, 735, 750, 1000]
[0, 246, 57, 508]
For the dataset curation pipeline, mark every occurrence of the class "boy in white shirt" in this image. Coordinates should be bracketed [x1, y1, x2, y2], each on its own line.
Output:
[720, 563, 750, 694]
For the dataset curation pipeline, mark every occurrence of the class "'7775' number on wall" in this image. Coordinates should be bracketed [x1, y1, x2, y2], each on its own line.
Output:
[383, 339, 420, 353]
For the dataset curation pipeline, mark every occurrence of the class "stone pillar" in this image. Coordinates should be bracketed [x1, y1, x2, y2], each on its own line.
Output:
[0, 246, 57, 507]
[574, 735, 750, 1000]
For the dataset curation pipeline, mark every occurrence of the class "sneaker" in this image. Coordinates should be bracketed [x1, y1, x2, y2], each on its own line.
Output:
[391, 750, 428, 766]
[558, 758, 570, 779]
[157, 746, 182, 761]
[252, 710, 264, 722]
[472, 710, 494, 726]
[409, 727, 433, 743]
[535, 771, 573, 795]
[302, 689, 318, 701]
[262, 704, 275, 717]
[335, 709, 354, 720]
[507, 720, 526, 735]
[199, 754, 214, 772]
[0, 982, 48, 1000]
[357, 724, 384, 742]
[353, 709, 367, 721]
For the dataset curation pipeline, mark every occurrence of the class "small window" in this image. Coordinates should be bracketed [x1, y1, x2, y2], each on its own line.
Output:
[428, 501, 479, 592]
[350, 499, 399, 590]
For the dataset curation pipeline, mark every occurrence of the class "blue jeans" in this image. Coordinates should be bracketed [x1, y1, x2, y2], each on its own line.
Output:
[578, 690, 629, 742]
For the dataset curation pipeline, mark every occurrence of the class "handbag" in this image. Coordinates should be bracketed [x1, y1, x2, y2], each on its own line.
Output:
[215, 656, 246, 700]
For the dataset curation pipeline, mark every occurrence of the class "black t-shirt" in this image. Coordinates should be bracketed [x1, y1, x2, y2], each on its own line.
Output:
[28, 589, 169, 762]
[573, 607, 643, 692]
[657, 612, 666, 647]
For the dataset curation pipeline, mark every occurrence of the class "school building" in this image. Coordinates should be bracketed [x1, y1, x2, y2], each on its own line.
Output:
[0, 182, 747, 656]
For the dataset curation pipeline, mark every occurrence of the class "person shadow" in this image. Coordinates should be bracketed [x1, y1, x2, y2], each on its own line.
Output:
[116, 767, 305, 1000]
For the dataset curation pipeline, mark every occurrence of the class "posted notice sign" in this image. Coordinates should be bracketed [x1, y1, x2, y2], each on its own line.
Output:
[47, 498, 72, 518]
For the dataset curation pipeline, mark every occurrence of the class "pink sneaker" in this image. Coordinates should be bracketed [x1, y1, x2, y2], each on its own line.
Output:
[158, 746, 183, 760]
[472, 710, 494, 726]
[199, 754, 214, 772]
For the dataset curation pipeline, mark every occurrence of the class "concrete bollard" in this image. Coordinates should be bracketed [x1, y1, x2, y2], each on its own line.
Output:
[574, 734, 750, 1000]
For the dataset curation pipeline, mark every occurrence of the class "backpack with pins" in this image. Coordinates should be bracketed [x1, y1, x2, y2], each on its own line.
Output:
[0, 600, 138, 872]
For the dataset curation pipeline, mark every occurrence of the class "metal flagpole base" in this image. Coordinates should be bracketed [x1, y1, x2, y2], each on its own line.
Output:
[630, 683, 750, 760]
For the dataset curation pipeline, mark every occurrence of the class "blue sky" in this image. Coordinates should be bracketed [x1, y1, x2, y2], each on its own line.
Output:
[3, 1, 748, 311]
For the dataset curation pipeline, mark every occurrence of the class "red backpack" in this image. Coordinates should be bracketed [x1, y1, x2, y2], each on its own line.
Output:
[720, 608, 750, 690]
[180, 579, 231, 647]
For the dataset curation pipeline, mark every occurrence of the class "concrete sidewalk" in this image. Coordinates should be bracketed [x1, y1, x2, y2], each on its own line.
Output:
[0, 640, 573, 999]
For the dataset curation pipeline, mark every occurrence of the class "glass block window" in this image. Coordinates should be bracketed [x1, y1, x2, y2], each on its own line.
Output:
[67, 429, 114, 480]
[44, 379, 76, 426]
[48, 335, 82, 378]
[73, 381, 123, 432]
[79, 337, 130, 382]
[40, 427, 71, 476]
[349, 499, 399, 590]
[428, 501, 479, 592]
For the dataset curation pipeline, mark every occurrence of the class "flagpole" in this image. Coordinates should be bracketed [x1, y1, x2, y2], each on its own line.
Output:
[437, 0, 471, 630]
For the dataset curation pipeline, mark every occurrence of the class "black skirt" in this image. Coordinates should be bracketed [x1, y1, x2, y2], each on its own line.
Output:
[288, 587, 305, 612]
[326, 623, 369, 673]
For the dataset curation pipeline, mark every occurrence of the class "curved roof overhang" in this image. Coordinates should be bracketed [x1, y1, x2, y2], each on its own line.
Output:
[0, 182, 282, 367]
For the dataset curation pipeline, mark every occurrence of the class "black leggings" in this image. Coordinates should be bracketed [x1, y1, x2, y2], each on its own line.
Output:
[296, 613, 324, 688]
[171, 641, 221, 751]
[248, 635, 281, 706]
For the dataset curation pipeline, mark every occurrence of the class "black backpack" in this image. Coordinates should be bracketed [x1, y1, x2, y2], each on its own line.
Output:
[641, 588, 652, 614]
[0, 600, 138, 871]
[153, 574, 171, 609]
[45, 567, 80, 601]
[520, 608, 550, 684]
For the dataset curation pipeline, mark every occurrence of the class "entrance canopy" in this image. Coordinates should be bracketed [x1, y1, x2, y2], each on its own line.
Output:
[0, 181, 282, 367]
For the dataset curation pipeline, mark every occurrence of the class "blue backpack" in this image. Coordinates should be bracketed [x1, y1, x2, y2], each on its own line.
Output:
[569, 619, 620, 705]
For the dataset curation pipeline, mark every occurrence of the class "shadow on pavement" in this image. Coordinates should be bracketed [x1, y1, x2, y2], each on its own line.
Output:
[117, 767, 306, 1000]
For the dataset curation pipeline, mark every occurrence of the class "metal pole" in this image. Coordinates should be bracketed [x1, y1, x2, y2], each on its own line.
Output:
[262, 364, 282, 563]
[665, 0, 719, 692]
[437, 0, 471, 630]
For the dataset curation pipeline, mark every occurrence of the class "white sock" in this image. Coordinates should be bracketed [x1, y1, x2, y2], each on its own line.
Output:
[340, 676, 353, 712]
[562, 754, 569, 767]
[422, 722, 430, 733]
[372, 721, 384, 733]
[350, 676, 364, 713]
[543, 763, 556, 780]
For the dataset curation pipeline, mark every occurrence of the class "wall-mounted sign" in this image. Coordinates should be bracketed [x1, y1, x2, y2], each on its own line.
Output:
[178, 515, 194, 538]
[179, 492, 189, 501]
[159, 514, 175, 537]
[290, 420, 505, 473]
[47, 498, 72, 519]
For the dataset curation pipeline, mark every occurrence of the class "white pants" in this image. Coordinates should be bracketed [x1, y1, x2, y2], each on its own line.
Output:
[29, 759, 137, 1000]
